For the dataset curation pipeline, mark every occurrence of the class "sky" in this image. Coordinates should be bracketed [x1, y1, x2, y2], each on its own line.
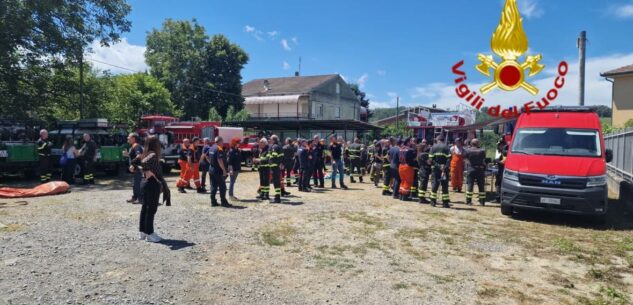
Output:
[88, 0, 633, 109]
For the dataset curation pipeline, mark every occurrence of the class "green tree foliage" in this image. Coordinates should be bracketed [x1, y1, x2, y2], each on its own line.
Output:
[371, 107, 407, 122]
[208, 107, 222, 122]
[594, 105, 612, 118]
[105, 73, 180, 127]
[381, 123, 412, 138]
[225, 106, 250, 121]
[0, 0, 131, 119]
[349, 83, 372, 119]
[145, 19, 248, 119]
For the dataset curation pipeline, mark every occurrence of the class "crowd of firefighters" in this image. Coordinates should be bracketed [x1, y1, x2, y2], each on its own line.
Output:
[171, 132, 509, 208]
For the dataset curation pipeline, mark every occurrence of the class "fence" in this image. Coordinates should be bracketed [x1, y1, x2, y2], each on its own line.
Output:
[604, 128, 633, 183]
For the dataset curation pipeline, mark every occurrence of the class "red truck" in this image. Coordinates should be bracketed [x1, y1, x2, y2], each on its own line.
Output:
[500, 107, 613, 218]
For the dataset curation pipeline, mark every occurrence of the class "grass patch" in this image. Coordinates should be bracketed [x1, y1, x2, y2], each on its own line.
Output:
[477, 286, 501, 298]
[0, 223, 25, 233]
[553, 237, 582, 255]
[429, 273, 455, 284]
[341, 212, 386, 235]
[392, 283, 409, 290]
[313, 255, 355, 270]
[586, 268, 625, 287]
[395, 228, 429, 240]
[260, 223, 296, 246]
[576, 287, 630, 305]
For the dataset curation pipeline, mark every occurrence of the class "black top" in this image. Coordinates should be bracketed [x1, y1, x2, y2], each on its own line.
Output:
[227, 147, 241, 171]
[464, 148, 487, 172]
[430, 143, 451, 169]
[178, 144, 192, 161]
[329, 143, 343, 160]
[313, 143, 324, 160]
[208, 144, 226, 169]
[388, 146, 401, 169]
[193, 145, 204, 163]
[37, 138, 52, 157]
[405, 148, 417, 167]
[128, 143, 143, 166]
[135, 152, 163, 180]
[80, 140, 97, 160]
[269, 143, 283, 167]
[258, 145, 270, 167]
[298, 147, 311, 168]
[282, 144, 296, 165]
[417, 146, 431, 170]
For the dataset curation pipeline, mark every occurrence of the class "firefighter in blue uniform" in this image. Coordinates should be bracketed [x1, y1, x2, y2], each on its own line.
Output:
[208, 136, 231, 207]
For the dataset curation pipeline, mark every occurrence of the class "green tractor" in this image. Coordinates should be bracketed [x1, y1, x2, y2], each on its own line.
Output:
[50, 119, 128, 177]
[0, 120, 42, 178]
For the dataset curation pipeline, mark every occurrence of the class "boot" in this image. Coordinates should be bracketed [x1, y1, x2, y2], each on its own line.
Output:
[178, 187, 186, 194]
[272, 194, 281, 204]
[340, 183, 348, 190]
[442, 201, 451, 208]
[221, 198, 232, 207]
[331, 181, 337, 189]
[282, 190, 291, 196]
[479, 200, 486, 206]
[350, 177, 356, 183]
[419, 197, 430, 204]
[382, 190, 392, 196]
[196, 187, 206, 194]
[466, 200, 473, 206]
[211, 199, 220, 207]
[359, 176, 363, 183]
[430, 200, 437, 207]
[264, 193, 270, 200]
[287, 182, 291, 187]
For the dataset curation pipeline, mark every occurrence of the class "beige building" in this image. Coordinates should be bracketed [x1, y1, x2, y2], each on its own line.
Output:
[602, 64, 633, 127]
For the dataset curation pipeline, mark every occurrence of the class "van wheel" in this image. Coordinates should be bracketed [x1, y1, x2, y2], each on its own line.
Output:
[245, 157, 253, 168]
[501, 204, 513, 216]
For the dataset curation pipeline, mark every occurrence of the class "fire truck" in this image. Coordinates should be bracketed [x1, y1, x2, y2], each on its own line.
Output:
[138, 115, 253, 172]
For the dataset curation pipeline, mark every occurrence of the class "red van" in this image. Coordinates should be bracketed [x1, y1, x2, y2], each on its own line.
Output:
[500, 107, 613, 217]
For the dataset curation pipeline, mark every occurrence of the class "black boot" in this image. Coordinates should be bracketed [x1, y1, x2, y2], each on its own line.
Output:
[382, 190, 392, 196]
[265, 193, 270, 200]
[221, 198, 232, 207]
[287, 182, 291, 187]
[211, 199, 219, 207]
[479, 200, 486, 206]
[419, 197, 429, 204]
[442, 201, 451, 208]
[430, 200, 437, 207]
[272, 194, 281, 204]
[331, 182, 337, 189]
[282, 190, 291, 196]
[359, 176, 363, 183]
[350, 177, 356, 183]
[466, 200, 473, 206]
[196, 187, 206, 194]
[340, 183, 348, 190]
[178, 187, 186, 194]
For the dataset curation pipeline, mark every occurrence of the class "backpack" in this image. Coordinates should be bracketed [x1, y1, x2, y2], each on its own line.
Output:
[60, 151, 68, 166]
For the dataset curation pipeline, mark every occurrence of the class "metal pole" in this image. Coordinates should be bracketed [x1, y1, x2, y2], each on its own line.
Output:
[79, 50, 85, 119]
[396, 96, 399, 131]
[578, 31, 587, 106]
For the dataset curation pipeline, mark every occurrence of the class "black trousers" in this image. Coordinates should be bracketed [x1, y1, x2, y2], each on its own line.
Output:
[292, 161, 300, 182]
[467, 170, 486, 204]
[83, 160, 95, 183]
[200, 162, 209, 187]
[39, 157, 51, 182]
[284, 164, 293, 184]
[410, 170, 419, 198]
[382, 166, 391, 192]
[139, 178, 160, 235]
[390, 167, 400, 198]
[300, 167, 312, 190]
[431, 168, 450, 203]
[271, 166, 282, 196]
[350, 159, 363, 182]
[312, 160, 324, 186]
[418, 169, 431, 198]
[259, 167, 270, 195]
[496, 165, 504, 199]
[62, 159, 76, 185]
[210, 169, 227, 202]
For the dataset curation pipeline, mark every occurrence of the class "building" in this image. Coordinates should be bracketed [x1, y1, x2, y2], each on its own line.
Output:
[374, 106, 447, 127]
[601, 64, 633, 127]
[232, 74, 379, 140]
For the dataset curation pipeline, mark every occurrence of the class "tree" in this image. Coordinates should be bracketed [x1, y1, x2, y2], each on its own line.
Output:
[225, 106, 250, 121]
[381, 123, 412, 138]
[208, 107, 222, 121]
[145, 19, 248, 119]
[594, 105, 612, 118]
[105, 73, 180, 127]
[0, 0, 131, 119]
[349, 83, 372, 119]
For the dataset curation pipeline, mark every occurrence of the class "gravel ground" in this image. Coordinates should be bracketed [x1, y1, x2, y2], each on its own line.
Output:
[1, 171, 632, 305]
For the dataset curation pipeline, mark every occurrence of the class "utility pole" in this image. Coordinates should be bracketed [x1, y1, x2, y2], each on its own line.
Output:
[79, 49, 85, 119]
[577, 31, 587, 106]
[396, 96, 400, 131]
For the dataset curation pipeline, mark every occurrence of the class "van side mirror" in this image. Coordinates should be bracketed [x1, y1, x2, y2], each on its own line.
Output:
[605, 149, 613, 163]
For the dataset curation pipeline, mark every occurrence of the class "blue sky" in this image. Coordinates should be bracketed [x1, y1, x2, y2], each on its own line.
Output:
[89, 0, 633, 109]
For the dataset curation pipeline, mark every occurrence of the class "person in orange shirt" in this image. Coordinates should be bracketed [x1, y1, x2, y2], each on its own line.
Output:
[176, 138, 192, 193]
[450, 138, 465, 192]
[189, 137, 204, 193]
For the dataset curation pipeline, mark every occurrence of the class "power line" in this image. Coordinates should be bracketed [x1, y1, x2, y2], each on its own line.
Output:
[85, 57, 243, 98]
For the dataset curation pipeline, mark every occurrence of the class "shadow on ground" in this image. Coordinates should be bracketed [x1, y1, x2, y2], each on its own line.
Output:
[158, 239, 196, 250]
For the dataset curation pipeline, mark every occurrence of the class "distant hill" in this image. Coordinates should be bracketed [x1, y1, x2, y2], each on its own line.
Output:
[370, 107, 407, 122]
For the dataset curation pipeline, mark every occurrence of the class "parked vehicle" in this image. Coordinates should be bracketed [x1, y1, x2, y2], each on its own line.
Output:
[500, 107, 613, 217]
[49, 119, 127, 177]
[0, 120, 42, 178]
[238, 135, 259, 167]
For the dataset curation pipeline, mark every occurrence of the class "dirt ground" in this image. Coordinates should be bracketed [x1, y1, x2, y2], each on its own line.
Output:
[1, 170, 632, 305]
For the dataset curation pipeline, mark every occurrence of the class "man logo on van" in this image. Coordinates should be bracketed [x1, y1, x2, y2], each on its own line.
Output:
[542, 176, 562, 185]
[451, 0, 568, 118]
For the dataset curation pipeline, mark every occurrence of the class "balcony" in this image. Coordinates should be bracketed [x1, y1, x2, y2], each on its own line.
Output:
[249, 112, 315, 120]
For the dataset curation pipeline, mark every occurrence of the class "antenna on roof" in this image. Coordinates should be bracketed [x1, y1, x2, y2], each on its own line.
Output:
[295, 57, 302, 77]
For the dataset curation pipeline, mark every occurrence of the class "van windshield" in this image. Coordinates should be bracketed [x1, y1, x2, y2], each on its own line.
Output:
[511, 128, 601, 157]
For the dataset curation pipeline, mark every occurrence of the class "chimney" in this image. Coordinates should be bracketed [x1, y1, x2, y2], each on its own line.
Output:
[295, 71, 299, 77]
[263, 80, 270, 92]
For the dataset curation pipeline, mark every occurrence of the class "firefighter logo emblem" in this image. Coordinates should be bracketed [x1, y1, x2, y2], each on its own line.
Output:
[476, 0, 544, 95]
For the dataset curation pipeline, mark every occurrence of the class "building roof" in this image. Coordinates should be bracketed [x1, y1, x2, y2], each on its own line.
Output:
[224, 119, 382, 131]
[601, 64, 633, 77]
[242, 74, 339, 97]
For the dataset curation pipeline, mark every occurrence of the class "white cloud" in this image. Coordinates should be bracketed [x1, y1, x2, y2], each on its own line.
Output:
[281, 39, 292, 51]
[518, 0, 544, 19]
[283, 61, 291, 70]
[267, 31, 279, 38]
[291, 37, 299, 45]
[369, 91, 399, 109]
[86, 38, 147, 74]
[406, 53, 633, 110]
[244, 25, 263, 41]
[610, 3, 633, 18]
[357, 73, 369, 89]
[376, 70, 386, 76]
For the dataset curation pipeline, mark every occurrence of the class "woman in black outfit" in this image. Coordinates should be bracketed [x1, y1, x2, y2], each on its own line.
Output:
[132, 136, 167, 242]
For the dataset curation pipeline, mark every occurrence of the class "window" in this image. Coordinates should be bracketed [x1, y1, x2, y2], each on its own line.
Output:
[336, 83, 341, 95]
[335, 107, 341, 118]
[511, 128, 601, 157]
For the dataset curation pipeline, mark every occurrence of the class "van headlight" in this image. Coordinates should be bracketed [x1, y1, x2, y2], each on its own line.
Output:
[504, 169, 519, 182]
[586, 175, 607, 187]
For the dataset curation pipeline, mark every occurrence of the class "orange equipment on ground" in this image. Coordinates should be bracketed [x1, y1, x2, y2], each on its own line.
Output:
[398, 164, 415, 196]
[450, 149, 464, 191]
[0, 181, 70, 198]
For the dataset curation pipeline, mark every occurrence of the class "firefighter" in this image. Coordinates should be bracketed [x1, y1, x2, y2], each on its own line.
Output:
[268, 135, 284, 203]
[388, 138, 402, 199]
[208, 136, 231, 207]
[312, 136, 325, 188]
[282, 138, 296, 187]
[292, 140, 301, 185]
[360, 143, 369, 178]
[370, 141, 383, 187]
[397, 138, 417, 201]
[256, 138, 271, 200]
[199, 138, 212, 193]
[495, 138, 508, 203]
[450, 138, 465, 192]
[36, 129, 52, 183]
[429, 135, 451, 207]
[176, 138, 192, 193]
[79, 133, 97, 185]
[417, 139, 432, 204]
[297, 139, 312, 192]
[382, 138, 393, 196]
[463, 138, 487, 206]
[409, 139, 419, 201]
[190, 137, 204, 193]
[348, 138, 363, 183]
